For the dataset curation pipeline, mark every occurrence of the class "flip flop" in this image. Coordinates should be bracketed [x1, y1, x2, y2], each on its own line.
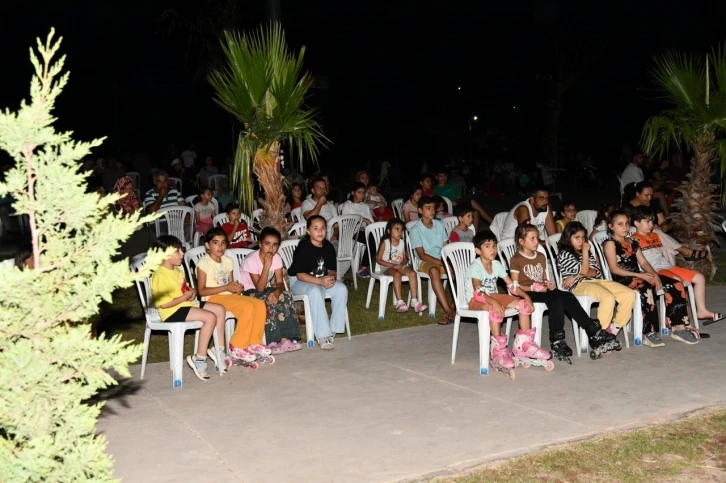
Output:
[438, 315, 454, 325]
[702, 313, 726, 326]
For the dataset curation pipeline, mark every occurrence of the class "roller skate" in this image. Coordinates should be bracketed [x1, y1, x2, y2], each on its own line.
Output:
[549, 330, 573, 365]
[490, 335, 515, 379]
[605, 323, 622, 351]
[512, 328, 555, 372]
[587, 329, 618, 359]
[248, 344, 276, 365]
[229, 345, 259, 370]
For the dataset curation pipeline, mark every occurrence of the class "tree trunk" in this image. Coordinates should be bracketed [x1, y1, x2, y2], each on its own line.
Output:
[672, 134, 720, 280]
[253, 141, 291, 238]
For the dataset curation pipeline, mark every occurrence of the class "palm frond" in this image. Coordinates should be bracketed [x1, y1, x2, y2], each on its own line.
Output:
[208, 22, 329, 213]
[651, 50, 707, 111]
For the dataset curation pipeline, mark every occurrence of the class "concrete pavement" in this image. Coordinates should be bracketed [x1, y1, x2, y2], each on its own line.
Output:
[98, 286, 726, 483]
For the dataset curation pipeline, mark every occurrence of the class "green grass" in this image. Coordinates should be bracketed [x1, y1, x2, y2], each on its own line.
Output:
[94, 278, 446, 364]
[439, 408, 726, 483]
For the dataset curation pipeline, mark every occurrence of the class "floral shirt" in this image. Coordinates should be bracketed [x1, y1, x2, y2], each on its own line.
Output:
[603, 236, 642, 283]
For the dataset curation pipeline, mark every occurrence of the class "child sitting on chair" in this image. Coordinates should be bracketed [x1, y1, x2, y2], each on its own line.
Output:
[449, 204, 474, 243]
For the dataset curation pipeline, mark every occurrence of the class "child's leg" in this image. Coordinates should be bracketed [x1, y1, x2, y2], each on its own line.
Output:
[598, 280, 635, 328]
[291, 278, 333, 339]
[572, 280, 615, 330]
[186, 307, 217, 358]
[427, 265, 454, 316]
[325, 281, 348, 335]
[691, 271, 714, 318]
[211, 294, 266, 348]
[383, 267, 404, 301]
[203, 302, 227, 350]
[401, 267, 419, 300]
[471, 199, 493, 224]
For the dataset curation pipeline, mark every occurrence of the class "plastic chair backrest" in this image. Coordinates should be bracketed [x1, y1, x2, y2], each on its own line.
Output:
[392, 198, 404, 219]
[278, 239, 300, 269]
[545, 234, 562, 287]
[441, 196, 453, 215]
[252, 209, 263, 226]
[575, 210, 597, 235]
[327, 214, 362, 258]
[183, 246, 208, 288]
[291, 207, 303, 223]
[406, 220, 418, 232]
[288, 221, 306, 237]
[130, 255, 157, 320]
[226, 248, 255, 281]
[208, 174, 227, 191]
[126, 172, 140, 190]
[442, 216, 458, 236]
[591, 230, 612, 279]
[156, 206, 194, 244]
[441, 242, 475, 310]
[213, 213, 229, 227]
[490, 212, 509, 241]
[169, 177, 182, 192]
[497, 237, 517, 269]
[364, 221, 387, 272]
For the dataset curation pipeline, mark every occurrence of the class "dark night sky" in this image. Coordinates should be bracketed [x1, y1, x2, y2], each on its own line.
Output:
[1, 1, 725, 171]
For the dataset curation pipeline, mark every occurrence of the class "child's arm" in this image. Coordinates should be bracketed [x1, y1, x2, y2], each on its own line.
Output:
[580, 244, 597, 277]
[158, 289, 196, 309]
[375, 242, 394, 269]
[503, 274, 533, 305]
[249, 252, 275, 292]
[635, 249, 662, 289]
[194, 207, 202, 224]
[197, 269, 241, 297]
[603, 241, 649, 280]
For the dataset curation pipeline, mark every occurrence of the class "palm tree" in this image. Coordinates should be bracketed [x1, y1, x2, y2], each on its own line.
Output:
[640, 44, 726, 279]
[208, 22, 327, 234]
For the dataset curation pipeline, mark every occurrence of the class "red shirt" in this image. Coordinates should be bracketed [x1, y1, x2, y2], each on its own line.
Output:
[222, 221, 251, 248]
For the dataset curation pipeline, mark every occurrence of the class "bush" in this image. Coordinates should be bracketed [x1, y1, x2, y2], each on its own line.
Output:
[0, 30, 165, 482]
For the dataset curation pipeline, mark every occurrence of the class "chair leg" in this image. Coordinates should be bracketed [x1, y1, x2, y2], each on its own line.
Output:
[224, 315, 235, 355]
[427, 279, 438, 318]
[303, 296, 314, 347]
[505, 317, 513, 345]
[378, 280, 390, 320]
[170, 327, 185, 388]
[140, 327, 152, 380]
[365, 276, 376, 308]
[658, 293, 668, 335]
[632, 292, 643, 346]
[211, 328, 225, 377]
[686, 284, 699, 330]
[451, 314, 461, 364]
[532, 303, 546, 346]
[477, 314, 491, 376]
[345, 309, 352, 340]
[168, 333, 173, 371]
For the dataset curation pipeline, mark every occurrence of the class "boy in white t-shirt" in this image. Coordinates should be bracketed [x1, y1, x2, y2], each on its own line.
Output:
[464, 231, 534, 372]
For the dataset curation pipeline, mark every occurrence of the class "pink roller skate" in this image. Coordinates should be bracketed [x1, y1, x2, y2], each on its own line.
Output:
[512, 328, 555, 371]
[229, 345, 259, 370]
[490, 335, 515, 379]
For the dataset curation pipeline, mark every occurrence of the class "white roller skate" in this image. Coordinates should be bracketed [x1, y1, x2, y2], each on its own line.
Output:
[248, 344, 276, 365]
[229, 346, 259, 370]
[490, 335, 516, 379]
[512, 328, 555, 372]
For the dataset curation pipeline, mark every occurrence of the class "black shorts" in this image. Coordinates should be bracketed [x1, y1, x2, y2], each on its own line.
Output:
[165, 302, 205, 322]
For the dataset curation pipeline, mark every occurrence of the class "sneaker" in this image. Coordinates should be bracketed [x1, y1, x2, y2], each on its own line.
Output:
[413, 302, 428, 313]
[248, 344, 272, 356]
[396, 300, 409, 313]
[643, 332, 665, 348]
[318, 337, 334, 350]
[357, 268, 371, 279]
[186, 355, 210, 380]
[670, 328, 699, 345]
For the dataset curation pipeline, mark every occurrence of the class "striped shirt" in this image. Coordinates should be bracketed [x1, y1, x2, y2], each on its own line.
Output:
[556, 249, 602, 291]
[143, 188, 183, 210]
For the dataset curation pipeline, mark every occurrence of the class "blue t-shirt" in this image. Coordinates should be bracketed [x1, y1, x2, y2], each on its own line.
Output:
[464, 259, 507, 301]
[409, 219, 447, 260]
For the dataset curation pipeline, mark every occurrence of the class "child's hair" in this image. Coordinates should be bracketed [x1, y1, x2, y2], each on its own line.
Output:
[432, 195, 445, 212]
[300, 214, 328, 244]
[558, 221, 587, 255]
[204, 227, 227, 244]
[435, 166, 448, 176]
[514, 222, 539, 246]
[606, 209, 630, 234]
[454, 203, 473, 218]
[623, 180, 653, 202]
[153, 235, 183, 252]
[630, 205, 655, 223]
[14, 247, 32, 270]
[259, 227, 281, 244]
[225, 202, 240, 214]
[555, 200, 575, 221]
[198, 187, 212, 197]
[351, 181, 366, 194]
[473, 230, 497, 249]
[367, 182, 378, 190]
[408, 184, 422, 200]
[417, 195, 436, 209]
[381, 218, 405, 242]
[419, 173, 433, 185]
[594, 203, 615, 227]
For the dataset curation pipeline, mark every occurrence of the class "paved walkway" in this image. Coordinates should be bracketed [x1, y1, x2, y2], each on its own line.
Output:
[98, 286, 726, 483]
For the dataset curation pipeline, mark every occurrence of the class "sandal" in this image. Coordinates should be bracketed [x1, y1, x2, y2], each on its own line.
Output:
[281, 339, 303, 352]
[703, 313, 726, 326]
[684, 249, 707, 261]
[438, 314, 454, 325]
[267, 342, 286, 355]
[396, 301, 409, 313]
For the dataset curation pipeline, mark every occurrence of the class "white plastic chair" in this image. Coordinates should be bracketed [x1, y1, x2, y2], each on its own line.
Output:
[226, 247, 255, 286]
[392, 198, 404, 219]
[442, 216, 458, 236]
[288, 221, 306, 237]
[130, 255, 224, 388]
[327, 214, 363, 289]
[496, 238, 548, 346]
[575, 210, 597, 236]
[617, 175, 625, 205]
[169, 177, 182, 193]
[181, 247, 239, 351]
[213, 213, 229, 227]
[291, 207, 303, 223]
[252, 208, 263, 227]
[364, 222, 417, 319]
[208, 174, 228, 191]
[126, 171, 140, 191]
[405, 225, 447, 318]
[155, 206, 195, 249]
[489, 212, 509, 241]
[442, 243, 519, 376]
[441, 196, 453, 215]
[278, 239, 351, 347]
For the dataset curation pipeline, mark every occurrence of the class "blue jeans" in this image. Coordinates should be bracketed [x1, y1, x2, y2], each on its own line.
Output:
[290, 276, 348, 339]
